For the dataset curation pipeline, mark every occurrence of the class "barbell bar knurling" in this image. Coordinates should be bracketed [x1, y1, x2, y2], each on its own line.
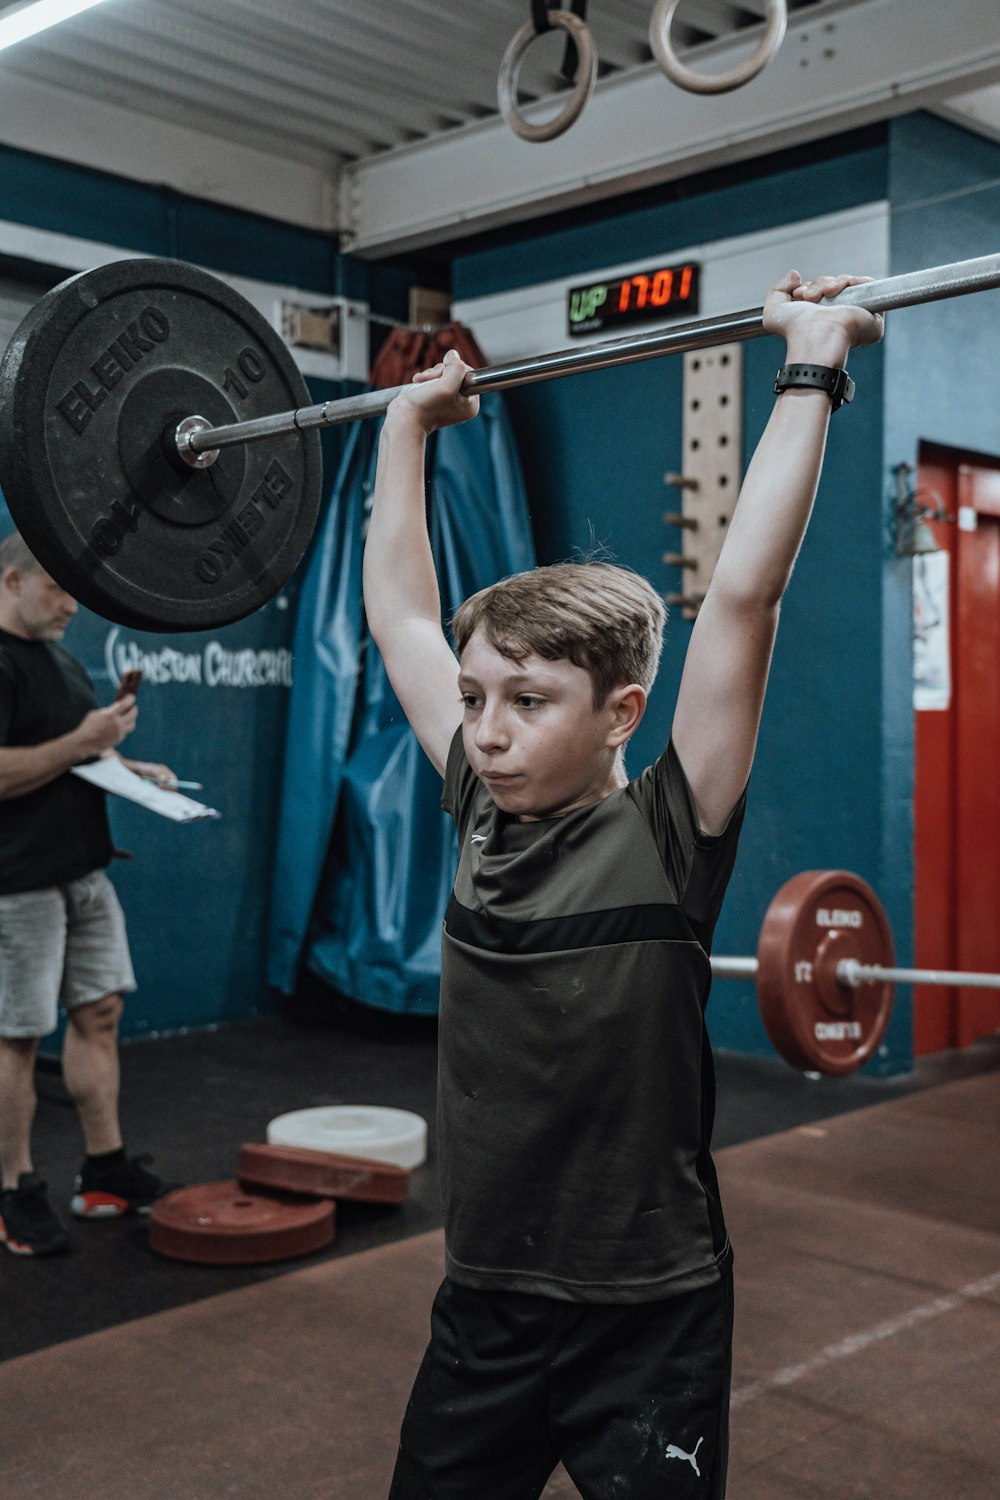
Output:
[711, 957, 760, 980]
[836, 959, 1000, 990]
[710, 955, 1000, 989]
[176, 251, 1000, 464]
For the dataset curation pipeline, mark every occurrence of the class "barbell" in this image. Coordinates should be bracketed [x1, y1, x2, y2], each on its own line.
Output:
[712, 868, 1000, 1077]
[1, 252, 1000, 631]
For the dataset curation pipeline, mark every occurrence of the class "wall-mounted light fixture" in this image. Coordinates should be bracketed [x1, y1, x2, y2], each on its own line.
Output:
[0, 0, 114, 55]
[894, 462, 952, 557]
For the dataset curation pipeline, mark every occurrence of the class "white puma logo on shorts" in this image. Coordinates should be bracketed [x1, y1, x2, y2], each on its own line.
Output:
[665, 1435, 704, 1477]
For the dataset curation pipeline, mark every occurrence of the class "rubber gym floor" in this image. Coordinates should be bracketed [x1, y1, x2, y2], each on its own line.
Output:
[3, 996, 999, 1500]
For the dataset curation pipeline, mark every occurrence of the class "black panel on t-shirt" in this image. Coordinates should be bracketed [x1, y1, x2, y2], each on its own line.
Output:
[0, 628, 112, 893]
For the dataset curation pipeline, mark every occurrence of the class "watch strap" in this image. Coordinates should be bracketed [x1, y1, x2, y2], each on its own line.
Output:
[773, 363, 855, 412]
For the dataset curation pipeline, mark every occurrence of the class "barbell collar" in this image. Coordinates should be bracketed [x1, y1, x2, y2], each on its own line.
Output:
[176, 386, 408, 462]
[177, 251, 1000, 462]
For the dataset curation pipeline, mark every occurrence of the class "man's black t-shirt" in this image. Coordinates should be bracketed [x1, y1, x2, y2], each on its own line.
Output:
[0, 628, 113, 894]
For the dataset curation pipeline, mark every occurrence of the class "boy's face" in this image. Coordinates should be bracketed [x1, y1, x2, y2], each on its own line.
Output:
[458, 629, 637, 821]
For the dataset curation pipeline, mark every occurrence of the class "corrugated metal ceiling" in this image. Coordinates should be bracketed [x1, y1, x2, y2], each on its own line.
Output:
[1, 0, 999, 250]
[0, 0, 824, 170]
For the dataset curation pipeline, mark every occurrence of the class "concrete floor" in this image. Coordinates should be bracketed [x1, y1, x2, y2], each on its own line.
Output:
[3, 1054, 998, 1499]
[11, 1011, 992, 1362]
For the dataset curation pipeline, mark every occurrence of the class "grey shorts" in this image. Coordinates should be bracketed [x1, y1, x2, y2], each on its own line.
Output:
[0, 870, 137, 1039]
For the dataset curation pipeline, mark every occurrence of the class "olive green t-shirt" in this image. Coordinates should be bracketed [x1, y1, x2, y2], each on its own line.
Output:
[439, 730, 745, 1304]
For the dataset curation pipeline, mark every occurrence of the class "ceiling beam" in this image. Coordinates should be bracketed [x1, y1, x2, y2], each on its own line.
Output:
[340, 0, 1000, 257]
[0, 67, 338, 228]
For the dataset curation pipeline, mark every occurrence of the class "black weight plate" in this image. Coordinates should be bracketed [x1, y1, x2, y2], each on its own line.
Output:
[0, 258, 323, 632]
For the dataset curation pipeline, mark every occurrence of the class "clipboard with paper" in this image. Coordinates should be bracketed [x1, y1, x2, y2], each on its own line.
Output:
[71, 757, 220, 823]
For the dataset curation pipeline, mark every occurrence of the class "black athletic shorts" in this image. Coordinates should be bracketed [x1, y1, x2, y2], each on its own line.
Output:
[388, 1269, 734, 1499]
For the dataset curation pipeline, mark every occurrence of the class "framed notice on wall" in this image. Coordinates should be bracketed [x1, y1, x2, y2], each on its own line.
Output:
[913, 550, 951, 710]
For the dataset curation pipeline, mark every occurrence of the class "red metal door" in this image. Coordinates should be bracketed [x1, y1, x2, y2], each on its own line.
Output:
[914, 449, 1000, 1052]
[954, 466, 1000, 1045]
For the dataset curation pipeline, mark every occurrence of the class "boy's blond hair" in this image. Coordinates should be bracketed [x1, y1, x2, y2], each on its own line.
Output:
[451, 561, 666, 706]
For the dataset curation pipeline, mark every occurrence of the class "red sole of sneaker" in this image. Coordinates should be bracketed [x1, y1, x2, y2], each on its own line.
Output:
[0, 1226, 69, 1255]
[70, 1193, 154, 1219]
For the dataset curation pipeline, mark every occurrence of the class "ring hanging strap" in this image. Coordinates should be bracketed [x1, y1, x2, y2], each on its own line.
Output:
[524, 0, 587, 76]
[530, 0, 551, 32]
[560, 0, 588, 83]
[527, 0, 588, 83]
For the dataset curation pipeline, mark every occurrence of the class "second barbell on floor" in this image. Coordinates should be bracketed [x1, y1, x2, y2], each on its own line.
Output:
[711, 869, 1000, 1077]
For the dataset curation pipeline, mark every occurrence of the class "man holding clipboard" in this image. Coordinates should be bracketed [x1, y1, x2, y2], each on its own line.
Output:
[0, 531, 176, 1257]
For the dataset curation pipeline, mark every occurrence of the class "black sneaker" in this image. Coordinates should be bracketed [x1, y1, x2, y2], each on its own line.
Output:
[0, 1173, 71, 1256]
[70, 1153, 176, 1219]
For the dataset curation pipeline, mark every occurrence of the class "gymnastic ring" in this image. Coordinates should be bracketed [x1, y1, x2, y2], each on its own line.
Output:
[649, 0, 787, 95]
[497, 10, 597, 143]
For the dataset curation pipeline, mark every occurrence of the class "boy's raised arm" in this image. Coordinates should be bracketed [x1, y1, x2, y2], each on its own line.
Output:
[671, 271, 884, 835]
[363, 350, 480, 777]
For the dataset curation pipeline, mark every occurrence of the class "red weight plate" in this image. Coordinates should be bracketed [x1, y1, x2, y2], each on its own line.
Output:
[237, 1143, 410, 1205]
[756, 870, 895, 1076]
[149, 1181, 334, 1265]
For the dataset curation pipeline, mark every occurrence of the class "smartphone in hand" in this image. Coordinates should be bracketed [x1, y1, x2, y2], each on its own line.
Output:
[115, 669, 142, 702]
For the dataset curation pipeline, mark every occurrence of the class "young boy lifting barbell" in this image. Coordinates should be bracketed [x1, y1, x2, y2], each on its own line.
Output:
[362, 270, 883, 1499]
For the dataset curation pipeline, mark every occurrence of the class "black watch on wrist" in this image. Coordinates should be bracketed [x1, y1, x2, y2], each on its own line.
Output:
[773, 363, 855, 412]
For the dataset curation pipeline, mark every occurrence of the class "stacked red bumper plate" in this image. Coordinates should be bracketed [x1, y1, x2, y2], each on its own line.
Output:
[237, 1142, 410, 1204]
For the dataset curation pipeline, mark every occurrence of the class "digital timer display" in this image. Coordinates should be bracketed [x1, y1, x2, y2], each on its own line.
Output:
[567, 260, 700, 337]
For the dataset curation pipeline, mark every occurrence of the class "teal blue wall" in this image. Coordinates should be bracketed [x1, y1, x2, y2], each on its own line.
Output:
[452, 115, 1000, 1074]
[0, 146, 387, 1043]
[6, 115, 1000, 1068]
[0, 145, 343, 290]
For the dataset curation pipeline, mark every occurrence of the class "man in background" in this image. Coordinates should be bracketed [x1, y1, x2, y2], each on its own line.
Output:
[0, 530, 175, 1256]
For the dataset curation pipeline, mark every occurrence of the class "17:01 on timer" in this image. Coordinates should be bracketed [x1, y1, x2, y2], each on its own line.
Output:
[567, 261, 700, 337]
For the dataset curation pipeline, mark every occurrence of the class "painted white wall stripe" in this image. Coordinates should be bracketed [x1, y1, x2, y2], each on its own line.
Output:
[452, 204, 890, 366]
[731, 1268, 1000, 1409]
